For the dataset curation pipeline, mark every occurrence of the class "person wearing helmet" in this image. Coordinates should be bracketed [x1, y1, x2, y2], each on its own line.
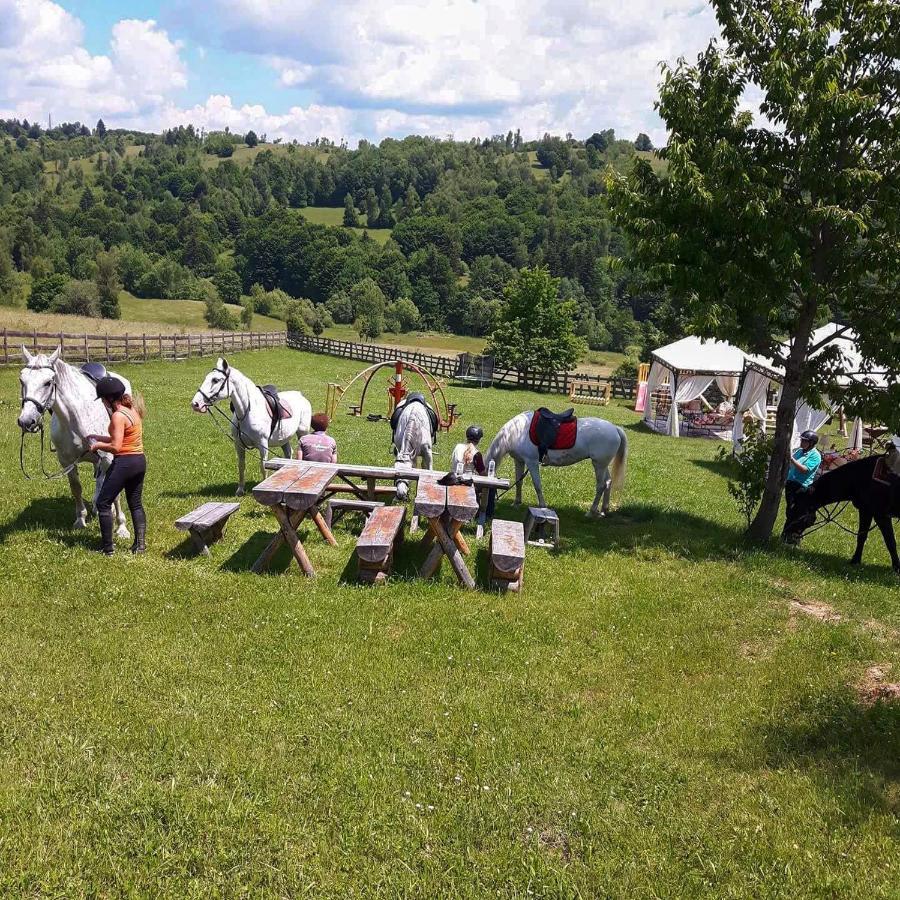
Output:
[88, 376, 147, 556]
[784, 429, 821, 524]
[450, 425, 486, 476]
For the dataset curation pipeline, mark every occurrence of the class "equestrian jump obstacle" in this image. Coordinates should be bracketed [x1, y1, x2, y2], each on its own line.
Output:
[325, 358, 459, 431]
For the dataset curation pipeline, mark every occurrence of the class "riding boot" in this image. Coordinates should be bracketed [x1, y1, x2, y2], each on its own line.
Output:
[130, 508, 147, 554]
[98, 508, 115, 556]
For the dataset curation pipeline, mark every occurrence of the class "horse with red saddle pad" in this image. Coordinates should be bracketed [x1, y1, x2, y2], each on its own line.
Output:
[528, 407, 578, 461]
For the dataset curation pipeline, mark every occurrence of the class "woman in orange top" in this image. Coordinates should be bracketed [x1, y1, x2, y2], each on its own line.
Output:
[89, 376, 147, 556]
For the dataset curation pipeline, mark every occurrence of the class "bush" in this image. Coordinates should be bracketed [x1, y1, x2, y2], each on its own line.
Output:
[214, 269, 243, 305]
[204, 295, 238, 330]
[385, 297, 420, 333]
[50, 280, 99, 316]
[28, 273, 69, 312]
[326, 290, 354, 324]
[240, 297, 254, 329]
[717, 421, 775, 527]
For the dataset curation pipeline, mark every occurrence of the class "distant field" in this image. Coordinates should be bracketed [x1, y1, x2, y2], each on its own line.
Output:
[300, 206, 393, 245]
[200, 143, 331, 170]
[0, 292, 285, 336]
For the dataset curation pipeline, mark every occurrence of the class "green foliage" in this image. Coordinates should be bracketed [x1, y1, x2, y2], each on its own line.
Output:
[240, 296, 254, 329]
[717, 421, 775, 528]
[50, 279, 99, 316]
[244, 131, 259, 148]
[609, 0, 900, 538]
[95, 251, 121, 319]
[384, 296, 420, 333]
[213, 269, 243, 305]
[486, 267, 585, 373]
[634, 133, 653, 152]
[203, 291, 238, 330]
[343, 193, 359, 227]
[204, 132, 235, 158]
[350, 277, 386, 341]
[28, 273, 68, 312]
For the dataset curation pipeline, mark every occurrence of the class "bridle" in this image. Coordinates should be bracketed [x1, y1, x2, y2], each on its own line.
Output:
[196, 364, 232, 409]
[197, 366, 260, 454]
[18, 364, 76, 480]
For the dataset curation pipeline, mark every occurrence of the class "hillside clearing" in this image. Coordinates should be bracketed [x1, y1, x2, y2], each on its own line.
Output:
[0, 348, 896, 895]
[299, 206, 393, 244]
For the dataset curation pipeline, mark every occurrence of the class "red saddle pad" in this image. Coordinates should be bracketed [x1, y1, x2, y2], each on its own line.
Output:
[528, 414, 577, 451]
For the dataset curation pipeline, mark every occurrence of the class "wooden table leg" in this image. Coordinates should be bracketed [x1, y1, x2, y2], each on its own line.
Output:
[310, 507, 338, 547]
[251, 508, 303, 573]
[272, 505, 315, 576]
[452, 524, 471, 556]
[419, 515, 475, 588]
[420, 519, 437, 551]
[420, 518, 445, 578]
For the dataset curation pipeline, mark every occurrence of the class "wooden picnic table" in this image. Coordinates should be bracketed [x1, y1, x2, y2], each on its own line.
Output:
[251, 463, 338, 576]
[415, 476, 479, 589]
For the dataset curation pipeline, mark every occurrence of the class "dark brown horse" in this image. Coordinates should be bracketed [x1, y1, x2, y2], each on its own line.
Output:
[782, 456, 900, 573]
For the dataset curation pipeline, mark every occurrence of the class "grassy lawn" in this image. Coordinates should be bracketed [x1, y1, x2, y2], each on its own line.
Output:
[299, 206, 393, 245]
[0, 348, 897, 894]
[0, 293, 285, 336]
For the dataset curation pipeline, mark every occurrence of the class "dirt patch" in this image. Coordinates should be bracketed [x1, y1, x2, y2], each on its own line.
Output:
[855, 664, 900, 707]
[524, 825, 572, 862]
[788, 598, 842, 624]
[863, 619, 900, 644]
[739, 641, 768, 660]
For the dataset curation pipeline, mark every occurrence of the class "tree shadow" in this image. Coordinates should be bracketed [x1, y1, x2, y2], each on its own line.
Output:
[692, 457, 736, 477]
[748, 690, 899, 816]
[159, 482, 243, 501]
[218, 529, 296, 574]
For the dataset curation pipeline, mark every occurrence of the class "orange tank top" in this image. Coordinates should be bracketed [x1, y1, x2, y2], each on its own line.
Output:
[116, 408, 144, 455]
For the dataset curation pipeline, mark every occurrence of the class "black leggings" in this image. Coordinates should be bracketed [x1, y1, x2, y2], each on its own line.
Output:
[97, 454, 146, 551]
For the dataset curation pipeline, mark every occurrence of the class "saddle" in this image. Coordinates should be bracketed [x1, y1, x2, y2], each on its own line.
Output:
[259, 384, 292, 436]
[529, 407, 577, 462]
[389, 392, 439, 443]
[873, 455, 899, 487]
[80, 362, 107, 384]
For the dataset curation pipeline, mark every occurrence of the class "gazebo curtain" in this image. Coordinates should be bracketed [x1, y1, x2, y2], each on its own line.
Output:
[732, 368, 770, 450]
[668, 375, 715, 437]
[643, 361, 668, 424]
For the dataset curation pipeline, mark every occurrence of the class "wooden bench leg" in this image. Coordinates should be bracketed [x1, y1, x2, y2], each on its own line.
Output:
[310, 508, 338, 547]
[189, 528, 210, 557]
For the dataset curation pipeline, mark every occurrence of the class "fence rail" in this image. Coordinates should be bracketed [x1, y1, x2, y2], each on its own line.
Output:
[286, 332, 637, 400]
[1, 328, 286, 366]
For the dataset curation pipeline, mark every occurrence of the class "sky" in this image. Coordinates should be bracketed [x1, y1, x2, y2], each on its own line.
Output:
[0, 0, 723, 146]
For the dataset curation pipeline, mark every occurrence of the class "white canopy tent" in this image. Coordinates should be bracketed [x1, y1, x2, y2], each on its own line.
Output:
[732, 324, 889, 451]
[643, 336, 747, 437]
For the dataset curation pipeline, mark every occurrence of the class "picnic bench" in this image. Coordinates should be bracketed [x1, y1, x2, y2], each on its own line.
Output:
[325, 497, 383, 529]
[489, 519, 525, 591]
[356, 505, 406, 583]
[175, 501, 240, 556]
[251, 464, 338, 576]
[415, 477, 479, 588]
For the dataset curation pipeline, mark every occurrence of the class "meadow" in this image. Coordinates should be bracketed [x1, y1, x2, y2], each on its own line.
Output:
[299, 205, 394, 245]
[0, 347, 896, 896]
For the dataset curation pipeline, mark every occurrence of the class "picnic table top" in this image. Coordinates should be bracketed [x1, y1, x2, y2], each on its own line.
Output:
[253, 464, 338, 510]
[265, 457, 509, 491]
[414, 477, 479, 521]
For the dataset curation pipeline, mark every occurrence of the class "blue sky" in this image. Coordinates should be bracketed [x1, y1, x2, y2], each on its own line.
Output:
[0, 0, 722, 144]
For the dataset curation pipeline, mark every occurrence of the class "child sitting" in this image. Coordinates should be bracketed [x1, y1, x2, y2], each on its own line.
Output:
[296, 413, 337, 463]
[449, 425, 486, 476]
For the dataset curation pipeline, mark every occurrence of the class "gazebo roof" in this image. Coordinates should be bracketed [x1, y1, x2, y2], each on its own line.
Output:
[650, 336, 746, 377]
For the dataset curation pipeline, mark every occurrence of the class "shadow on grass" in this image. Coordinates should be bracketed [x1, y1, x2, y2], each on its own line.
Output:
[159, 482, 242, 501]
[0, 496, 98, 551]
[692, 457, 736, 477]
[753, 691, 900, 814]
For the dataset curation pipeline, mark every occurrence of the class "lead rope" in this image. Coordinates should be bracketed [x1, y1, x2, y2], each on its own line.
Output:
[19, 423, 77, 481]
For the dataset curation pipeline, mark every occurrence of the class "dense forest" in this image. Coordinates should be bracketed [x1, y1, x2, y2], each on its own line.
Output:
[0, 117, 681, 362]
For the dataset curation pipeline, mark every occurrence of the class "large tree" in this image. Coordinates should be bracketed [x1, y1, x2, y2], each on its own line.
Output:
[610, 0, 899, 540]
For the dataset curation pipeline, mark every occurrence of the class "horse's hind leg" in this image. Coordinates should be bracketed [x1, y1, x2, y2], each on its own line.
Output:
[114, 496, 130, 540]
[68, 467, 88, 529]
[590, 460, 611, 518]
[281, 441, 292, 458]
[527, 460, 545, 507]
[874, 514, 900, 573]
[514, 458, 525, 506]
[850, 509, 872, 565]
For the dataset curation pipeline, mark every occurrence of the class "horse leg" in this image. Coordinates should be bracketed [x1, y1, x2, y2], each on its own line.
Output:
[589, 461, 611, 518]
[235, 441, 246, 497]
[258, 441, 270, 482]
[527, 460, 545, 508]
[114, 496, 131, 540]
[421, 444, 433, 470]
[281, 441, 292, 458]
[850, 509, 872, 565]
[514, 458, 525, 506]
[874, 514, 900, 573]
[68, 467, 88, 529]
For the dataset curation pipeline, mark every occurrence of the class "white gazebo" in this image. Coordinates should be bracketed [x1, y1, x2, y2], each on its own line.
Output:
[732, 324, 889, 451]
[643, 336, 747, 437]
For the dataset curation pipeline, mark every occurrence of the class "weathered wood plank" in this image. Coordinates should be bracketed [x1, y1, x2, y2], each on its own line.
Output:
[175, 501, 239, 530]
[446, 483, 478, 522]
[252, 466, 308, 505]
[414, 478, 446, 519]
[490, 520, 525, 576]
[357, 506, 406, 564]
[281, 464, 337, 511]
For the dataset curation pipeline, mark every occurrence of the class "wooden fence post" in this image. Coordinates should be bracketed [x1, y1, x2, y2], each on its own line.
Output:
[143, 334, 147, 362]
[104, 334, 109, 362]
[33, 329, 38, 354]
[2, 329, 6, 365]
[59, 332, 64, 358]
[125, 333, 129, 363]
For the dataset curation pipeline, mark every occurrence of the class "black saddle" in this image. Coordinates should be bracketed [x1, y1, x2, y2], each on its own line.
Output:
[80, 362, 107, 384]
[389, 393, 439, 444]
[532, 407, 576, 462]
[259, 384, 291, 436]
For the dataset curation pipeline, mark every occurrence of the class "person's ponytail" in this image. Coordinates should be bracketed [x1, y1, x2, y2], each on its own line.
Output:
[118, 392, 146, 420]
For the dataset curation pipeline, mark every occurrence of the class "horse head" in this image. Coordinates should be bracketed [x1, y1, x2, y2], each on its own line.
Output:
[18, 346, 61, 432]
[192, 358, 232, 413]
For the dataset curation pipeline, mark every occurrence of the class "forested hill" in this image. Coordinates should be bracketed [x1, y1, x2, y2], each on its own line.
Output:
[0, 120, 680, 357]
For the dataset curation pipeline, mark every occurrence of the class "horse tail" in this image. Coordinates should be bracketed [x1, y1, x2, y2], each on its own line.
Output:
[610, 426, 627, 495]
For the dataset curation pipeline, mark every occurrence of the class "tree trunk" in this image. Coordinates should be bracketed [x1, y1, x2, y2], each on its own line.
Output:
[748, 303, 817, 542]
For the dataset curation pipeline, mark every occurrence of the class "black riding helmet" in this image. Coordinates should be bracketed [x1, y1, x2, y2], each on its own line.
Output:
[95, 375, 126, 401]
[466, 424, 484, 443]
[799, 430, 819, 446]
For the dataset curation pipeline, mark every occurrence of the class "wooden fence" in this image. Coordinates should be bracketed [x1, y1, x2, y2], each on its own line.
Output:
[286, 332, 637, 400]
[1, 328, 286, 366]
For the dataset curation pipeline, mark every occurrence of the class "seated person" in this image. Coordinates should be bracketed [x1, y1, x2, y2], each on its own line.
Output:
[296, 413, 337, 463]
[449, 425, 486, 476]
[784, 430, 822, 521]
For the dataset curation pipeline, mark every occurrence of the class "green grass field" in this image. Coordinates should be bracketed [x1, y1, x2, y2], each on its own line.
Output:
[299, 206, 393, 245]
[0, 348, 897, 895]
[0, 292, 285, 336]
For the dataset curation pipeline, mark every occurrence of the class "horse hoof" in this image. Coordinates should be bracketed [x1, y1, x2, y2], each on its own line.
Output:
[73, 518, 87, 530]
[116, 527, 131, 540]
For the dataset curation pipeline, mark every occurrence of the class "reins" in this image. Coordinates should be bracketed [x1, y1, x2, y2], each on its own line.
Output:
[198, 366, 266, 456]
[18, 365, 77, 481]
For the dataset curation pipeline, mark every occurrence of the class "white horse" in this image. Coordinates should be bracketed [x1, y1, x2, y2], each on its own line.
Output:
[17, 347, 131, 537]
[485, 412, 628, 517]
[391, 397, 435, 502]
[191, 357, 312, 495]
